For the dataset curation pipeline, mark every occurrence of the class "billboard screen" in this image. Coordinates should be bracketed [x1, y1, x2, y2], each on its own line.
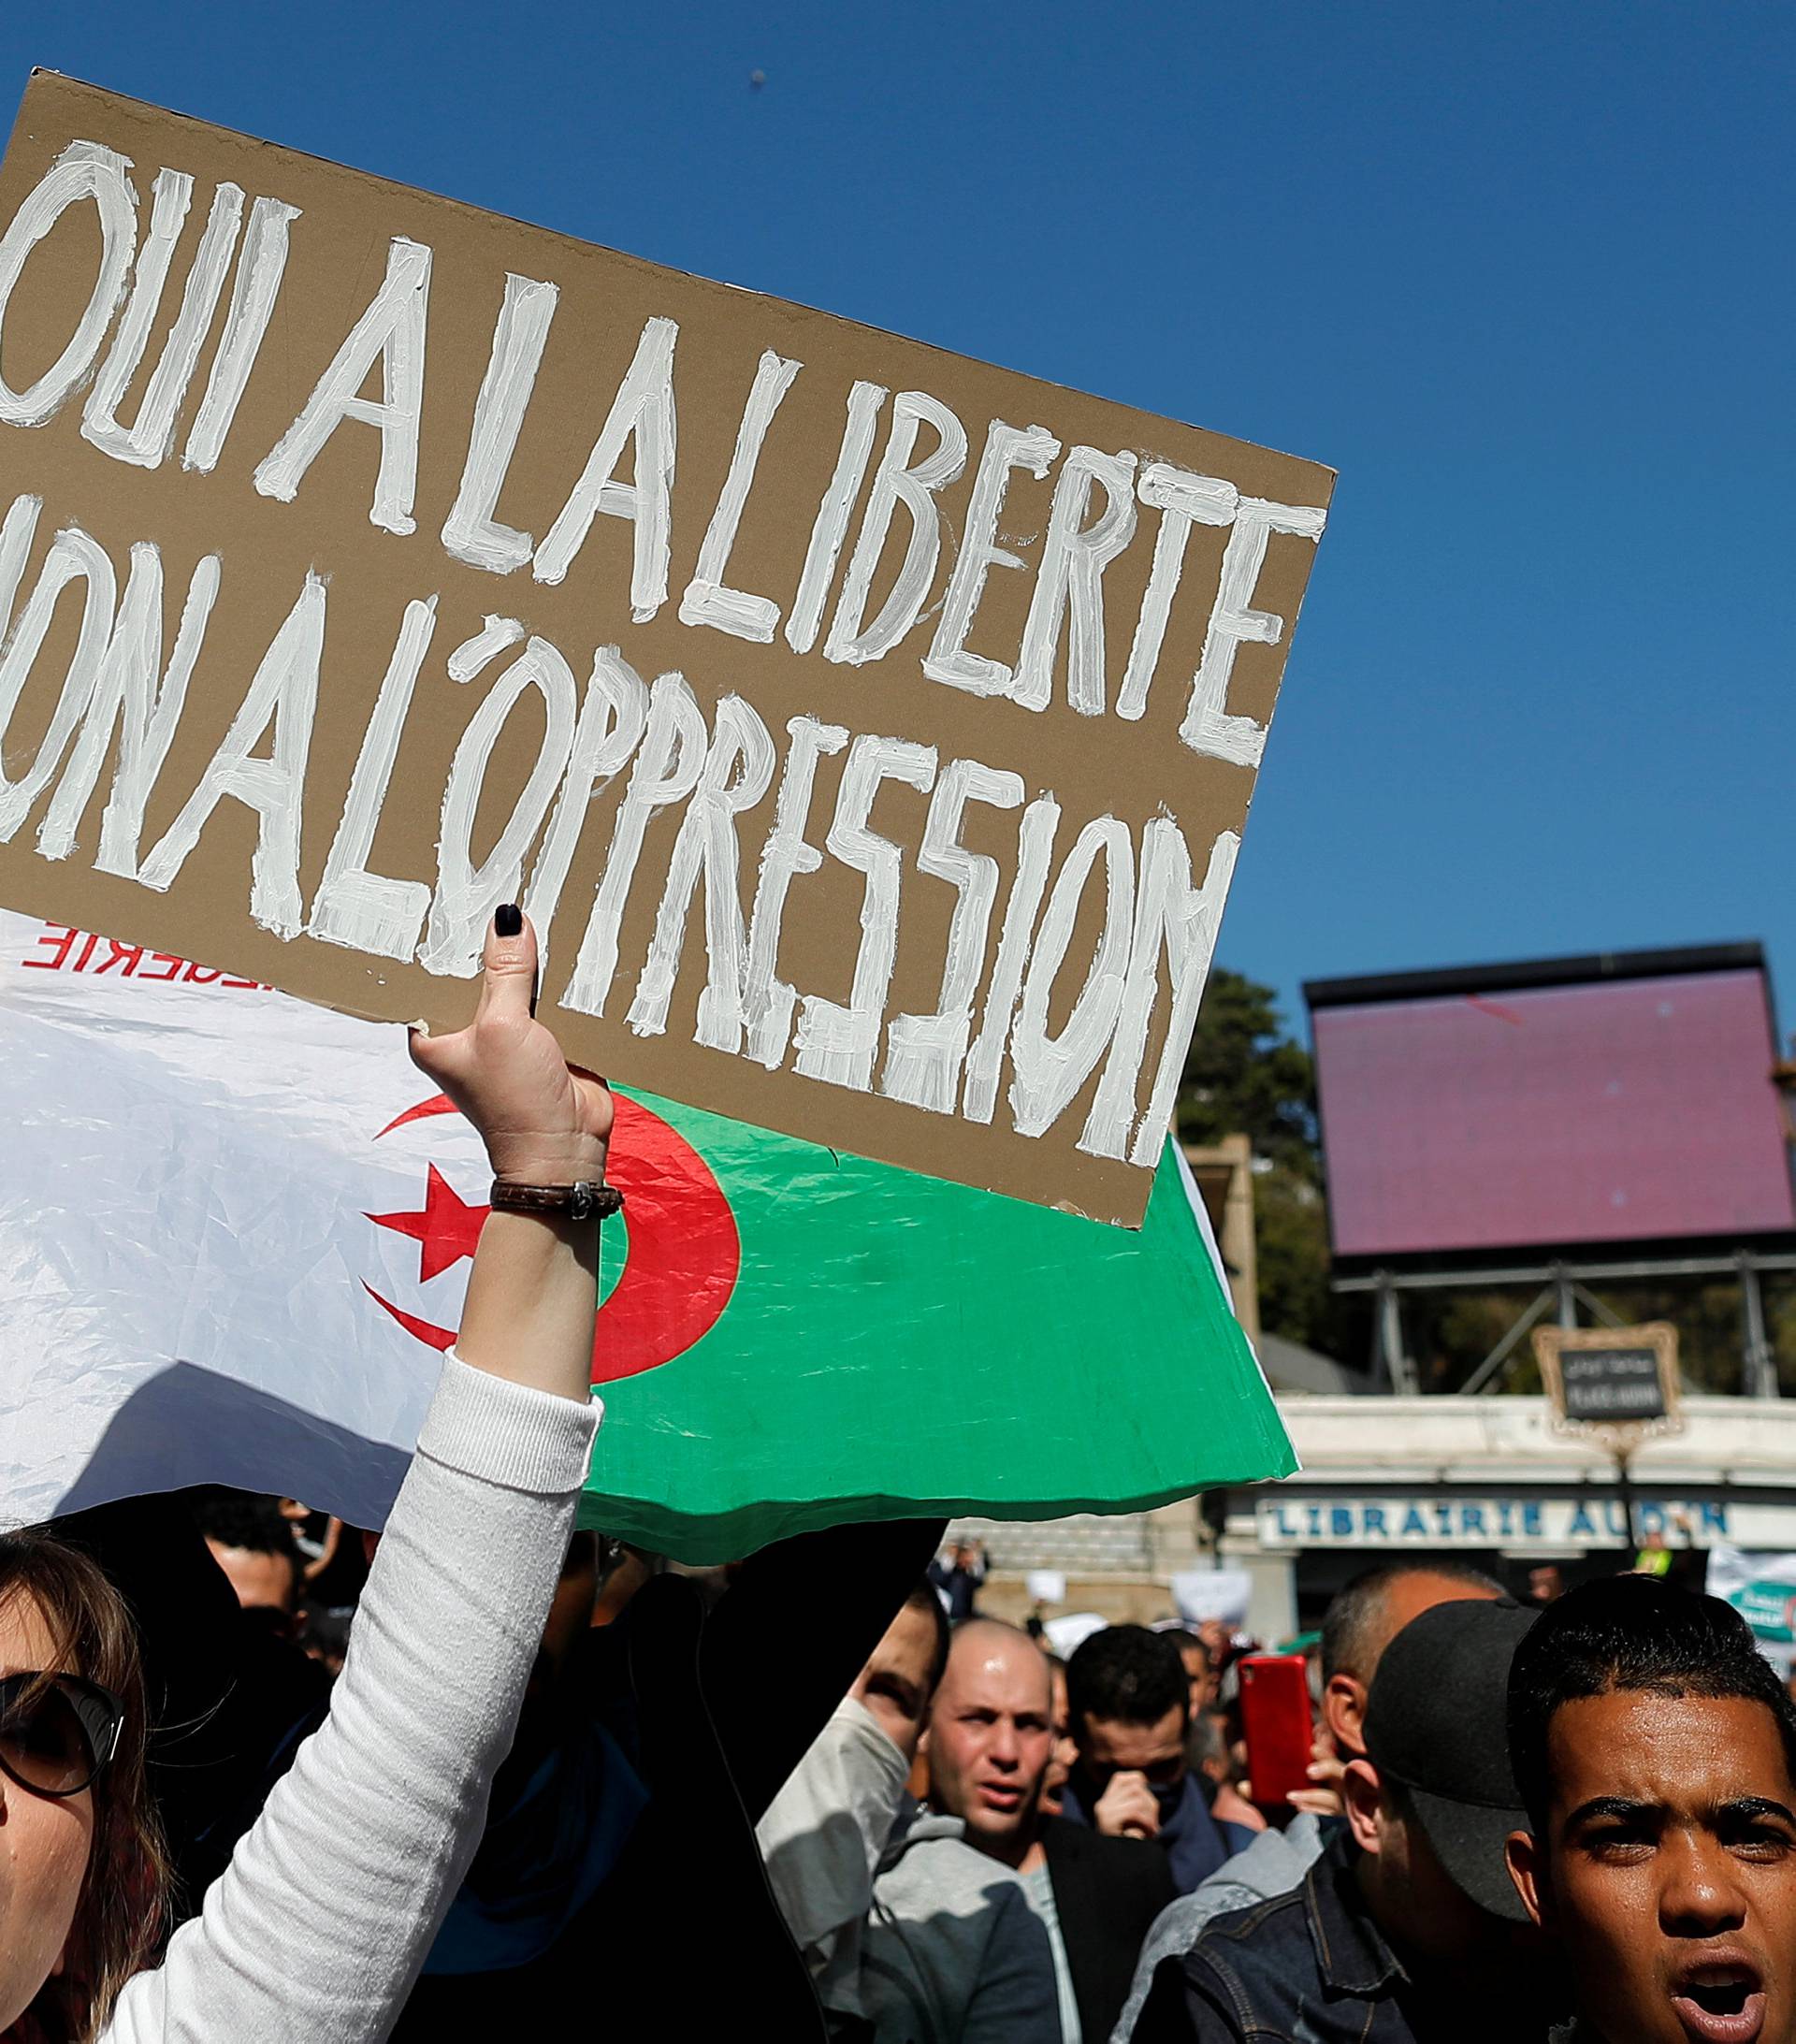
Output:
[1308, 950, 1796, 1263]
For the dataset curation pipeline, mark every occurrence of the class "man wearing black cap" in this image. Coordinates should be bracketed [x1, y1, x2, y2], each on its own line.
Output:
[1130, 1598, 1556, 2042]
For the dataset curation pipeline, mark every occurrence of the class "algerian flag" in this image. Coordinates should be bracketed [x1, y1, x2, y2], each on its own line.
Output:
[0, 910, 1293, 1559]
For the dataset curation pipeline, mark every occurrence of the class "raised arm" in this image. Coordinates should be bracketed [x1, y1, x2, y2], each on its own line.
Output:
[105, 909, 609, 2044]
[415, 902, 611, 1403]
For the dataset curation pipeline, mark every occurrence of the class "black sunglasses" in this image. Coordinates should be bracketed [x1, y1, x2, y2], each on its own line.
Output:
[0, 1672, 124, 1798]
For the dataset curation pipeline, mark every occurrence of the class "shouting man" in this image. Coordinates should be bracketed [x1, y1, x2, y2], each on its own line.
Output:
[1507, 1574, 1796, 2044]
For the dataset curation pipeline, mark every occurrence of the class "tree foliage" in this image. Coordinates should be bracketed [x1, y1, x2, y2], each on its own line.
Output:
[1175, 969, 1319, 1181]
[1175, 970, 1355, 1353]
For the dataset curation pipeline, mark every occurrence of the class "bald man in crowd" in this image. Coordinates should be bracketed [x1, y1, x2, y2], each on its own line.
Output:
[1114, 1560, 1503, 2039]
[926, 1618, 1175, 2043]
[761, 1588, 1062, 2039]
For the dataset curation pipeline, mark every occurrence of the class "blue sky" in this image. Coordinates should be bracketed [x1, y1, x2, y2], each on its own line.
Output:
[7, 0, 1791, 1045]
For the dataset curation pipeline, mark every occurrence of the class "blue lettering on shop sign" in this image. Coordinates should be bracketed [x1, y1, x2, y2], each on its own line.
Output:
[1267, 1494, 1733, 1549]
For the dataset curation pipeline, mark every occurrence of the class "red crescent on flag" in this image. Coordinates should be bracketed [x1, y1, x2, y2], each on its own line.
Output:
[363, 1093, 741, 1385]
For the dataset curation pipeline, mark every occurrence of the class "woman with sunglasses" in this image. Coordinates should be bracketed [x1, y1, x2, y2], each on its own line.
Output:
[1, 907, 611, 2043]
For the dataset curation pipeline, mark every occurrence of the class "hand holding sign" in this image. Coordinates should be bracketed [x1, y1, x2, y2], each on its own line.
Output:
[417, 903, 612, 1407]
[408, 905, 613, 1190]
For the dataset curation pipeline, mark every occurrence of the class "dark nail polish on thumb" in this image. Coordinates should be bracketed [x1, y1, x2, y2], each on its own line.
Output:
[495, 903, 522, 937]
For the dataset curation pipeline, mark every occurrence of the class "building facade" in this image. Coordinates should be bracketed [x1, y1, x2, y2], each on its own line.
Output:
[956, 1392, 1796, 1639]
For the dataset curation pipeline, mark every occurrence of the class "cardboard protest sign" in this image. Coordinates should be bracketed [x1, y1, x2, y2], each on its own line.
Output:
[0, 73, 1333, 1225]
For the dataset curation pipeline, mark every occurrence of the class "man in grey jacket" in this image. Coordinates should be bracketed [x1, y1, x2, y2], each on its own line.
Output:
[864, 1804, 1063, 2042]
[761, 1583, 1062, 2040]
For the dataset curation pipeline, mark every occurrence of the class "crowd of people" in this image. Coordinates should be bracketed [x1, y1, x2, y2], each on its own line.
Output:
[758, 1549, 1796, 2044]
[16, 1475, 1796, 2042]
[4, 912, 1794, 2042]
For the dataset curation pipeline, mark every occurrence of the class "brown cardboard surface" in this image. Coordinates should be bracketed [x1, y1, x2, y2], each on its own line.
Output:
[0, 73, 1334, 1225]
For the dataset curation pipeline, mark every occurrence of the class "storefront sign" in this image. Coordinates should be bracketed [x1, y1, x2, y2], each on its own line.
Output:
[1536, 1323, 1681, 1444]
[1254, 1494, 1747, 1552]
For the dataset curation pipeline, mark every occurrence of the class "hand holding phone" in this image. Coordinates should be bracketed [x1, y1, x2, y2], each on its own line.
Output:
[1238, 1654, 1314, 1808]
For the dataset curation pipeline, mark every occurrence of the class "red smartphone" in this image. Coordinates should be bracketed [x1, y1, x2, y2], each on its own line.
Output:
[1237, 1653, 1313, 1807]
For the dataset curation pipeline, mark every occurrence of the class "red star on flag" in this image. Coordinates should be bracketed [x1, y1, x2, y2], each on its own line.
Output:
[369, 1166, 487, 1283]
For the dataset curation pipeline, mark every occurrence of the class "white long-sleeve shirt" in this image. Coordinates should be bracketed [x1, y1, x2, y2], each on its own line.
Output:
[102, 1351, 600, 2043]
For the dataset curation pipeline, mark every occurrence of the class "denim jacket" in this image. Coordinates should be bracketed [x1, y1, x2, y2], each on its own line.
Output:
[1130, 1831, 1551, 2043]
